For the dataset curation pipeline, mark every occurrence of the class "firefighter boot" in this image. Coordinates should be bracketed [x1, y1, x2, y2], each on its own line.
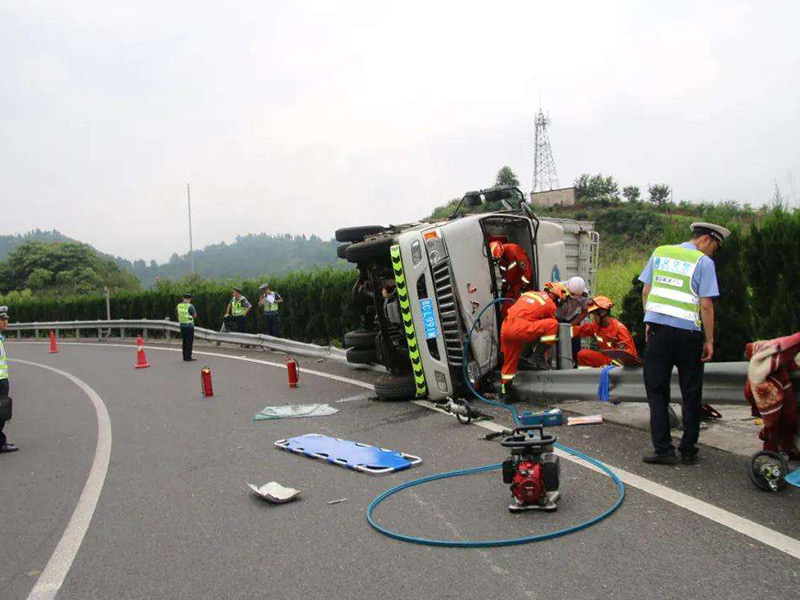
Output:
[501, 380, 521, 404]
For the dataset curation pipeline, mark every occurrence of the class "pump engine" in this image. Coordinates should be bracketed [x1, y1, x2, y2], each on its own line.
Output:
[501, 425, 560, 512]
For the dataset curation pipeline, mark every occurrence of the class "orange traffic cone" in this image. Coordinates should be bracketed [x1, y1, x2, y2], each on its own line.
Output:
[135, 335, 150, 369]
[49, 330, 60, 354]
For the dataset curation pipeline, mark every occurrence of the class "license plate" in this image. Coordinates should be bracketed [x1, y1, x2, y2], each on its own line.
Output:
[419, 299, 439, 340]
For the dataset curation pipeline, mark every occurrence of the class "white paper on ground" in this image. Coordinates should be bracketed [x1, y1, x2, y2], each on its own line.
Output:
[247, 481, 301, 503]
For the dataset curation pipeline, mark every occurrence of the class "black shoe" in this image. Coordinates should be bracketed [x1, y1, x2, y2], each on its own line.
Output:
[0, 443, 19, 453]
[183, 357, 197, 362]
[681, 453, 699, 465]
[642, 451, 678, 465]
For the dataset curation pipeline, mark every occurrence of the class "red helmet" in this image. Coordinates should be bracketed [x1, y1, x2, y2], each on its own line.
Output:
[489, 240, 504, 259]
[588, 295, 614, 313]
[543, 281, 568, 303]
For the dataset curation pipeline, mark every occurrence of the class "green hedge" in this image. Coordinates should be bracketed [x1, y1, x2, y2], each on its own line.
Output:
[2, 268, 361, 346]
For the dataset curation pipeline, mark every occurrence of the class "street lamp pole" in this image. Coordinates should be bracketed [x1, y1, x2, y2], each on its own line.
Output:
[187, 183, 195, 274]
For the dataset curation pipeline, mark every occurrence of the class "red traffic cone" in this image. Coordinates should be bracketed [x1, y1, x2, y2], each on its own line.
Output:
[49, 330, 60, 354]
[135, 335, 150, 369]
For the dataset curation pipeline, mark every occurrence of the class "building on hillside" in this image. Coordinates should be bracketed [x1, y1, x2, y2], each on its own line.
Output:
[530, 186, 577, 208]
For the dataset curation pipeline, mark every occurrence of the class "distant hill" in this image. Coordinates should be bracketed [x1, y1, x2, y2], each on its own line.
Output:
[1, 230, 346, 288]
[0, 230, 75, 261]
[114, 233, 345, 287]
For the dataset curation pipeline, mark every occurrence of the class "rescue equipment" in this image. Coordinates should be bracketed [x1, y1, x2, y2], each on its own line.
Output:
[49, 330, 59, 354]
[366, 297, 626, 547]
[286, 356, 299, 388]
[134, 335, 150, 369]
[502, 425, 560, 512]
[275, 434, 422, 475]
[200, 366, 214, 397]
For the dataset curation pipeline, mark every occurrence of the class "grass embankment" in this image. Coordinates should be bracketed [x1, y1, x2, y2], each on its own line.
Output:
[594, 254, 647, 304]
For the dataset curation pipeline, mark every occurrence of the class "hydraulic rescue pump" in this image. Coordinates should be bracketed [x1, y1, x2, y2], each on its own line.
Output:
[501, 425, 560, 512]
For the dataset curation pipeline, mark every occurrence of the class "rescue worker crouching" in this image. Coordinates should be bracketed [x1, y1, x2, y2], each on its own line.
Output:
[499, 282, 566, 403]
[489, 240, 533, 317]
[224, 286, 252, 333]
[0, 305, 18, 454]
[571, 295, 639, 367]
[177, 293, 198, 361]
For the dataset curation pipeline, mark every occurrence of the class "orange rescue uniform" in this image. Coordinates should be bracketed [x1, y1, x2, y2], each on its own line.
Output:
[500, 291, 559, 384]
[572, 317, 639, 367]
[498, 243, 533, 316]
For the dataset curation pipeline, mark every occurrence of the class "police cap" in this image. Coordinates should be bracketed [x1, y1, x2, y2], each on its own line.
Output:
[691, 222, 731, 246]
[0, 305, 8, 320]
[232, 286, 242, 293]
[183, 293, 193, 299]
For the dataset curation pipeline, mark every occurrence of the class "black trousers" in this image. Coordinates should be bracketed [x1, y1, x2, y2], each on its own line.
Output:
[180, 325, 195, 360]
[643, 323, 704, 456]
[264, 313, 280, 337]
[235, 316, 247, 333]
[0, 378, 9, 447]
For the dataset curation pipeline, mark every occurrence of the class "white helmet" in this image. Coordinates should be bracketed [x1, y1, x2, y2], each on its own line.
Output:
[566, 276, 586, 296]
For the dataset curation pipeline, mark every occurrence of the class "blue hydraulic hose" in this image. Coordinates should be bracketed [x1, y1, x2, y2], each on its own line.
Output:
[367, 297, 626, 547]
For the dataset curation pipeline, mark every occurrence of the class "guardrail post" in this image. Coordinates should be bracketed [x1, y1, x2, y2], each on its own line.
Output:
[34, 329, 39, 339]
[76, 328, 80, 340]
[16, 329, 21, 339]
[143, 328, 148, 340]
[120, 327, 125, 339]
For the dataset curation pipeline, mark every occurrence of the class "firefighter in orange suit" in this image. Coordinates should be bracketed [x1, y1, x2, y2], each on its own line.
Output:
[499, 282, 567, 402]
[490, 241, 533, 316]
[572, 295, 639, 367]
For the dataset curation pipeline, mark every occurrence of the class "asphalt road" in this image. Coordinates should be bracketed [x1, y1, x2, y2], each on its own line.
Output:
[1, 341, 798, 600]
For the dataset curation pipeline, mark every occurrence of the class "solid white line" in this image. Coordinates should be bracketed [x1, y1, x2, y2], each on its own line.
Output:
[13, 342, 800, 561]
[412, 401, 800, 561]
[10, 359, 112, 600]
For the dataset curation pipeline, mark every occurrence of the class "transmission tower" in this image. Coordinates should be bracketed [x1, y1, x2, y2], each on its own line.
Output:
[531, 108, 559, 193]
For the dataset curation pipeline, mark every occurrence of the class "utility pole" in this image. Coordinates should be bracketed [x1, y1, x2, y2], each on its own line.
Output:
[187, 183, 195, 274]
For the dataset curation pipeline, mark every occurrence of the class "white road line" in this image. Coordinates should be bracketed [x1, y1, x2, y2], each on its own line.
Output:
[13, 341, 800, 562]
[10, 359, 112, 600]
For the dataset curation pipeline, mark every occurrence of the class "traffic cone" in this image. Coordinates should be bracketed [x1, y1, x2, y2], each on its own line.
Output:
[135, 335, 150, 369]
[49, 330, 60, 354]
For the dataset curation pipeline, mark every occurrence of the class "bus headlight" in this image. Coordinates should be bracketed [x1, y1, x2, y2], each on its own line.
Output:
[423, 230, 447, 264]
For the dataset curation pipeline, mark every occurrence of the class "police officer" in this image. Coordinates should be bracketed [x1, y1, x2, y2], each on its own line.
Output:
[0, 305, 18, 454]
[258, 283, 283, 337]
[177, 293, 198, 361]
[638, 222, 729, 465]
[225, 287, 252, 333]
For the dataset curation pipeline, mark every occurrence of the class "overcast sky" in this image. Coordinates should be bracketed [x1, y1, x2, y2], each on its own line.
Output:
[2, 1, 799, 262]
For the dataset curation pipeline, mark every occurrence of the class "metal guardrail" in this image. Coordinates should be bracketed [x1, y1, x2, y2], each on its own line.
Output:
[515, 362, 800, 405]
[6, 319, 350, 363]
[7, 319, 796, 405]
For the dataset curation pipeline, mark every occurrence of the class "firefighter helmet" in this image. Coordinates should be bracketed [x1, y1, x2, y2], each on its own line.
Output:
[588, 295, 614, 313]
[489, 240, 504, 259]
[543, 281, 568, 304]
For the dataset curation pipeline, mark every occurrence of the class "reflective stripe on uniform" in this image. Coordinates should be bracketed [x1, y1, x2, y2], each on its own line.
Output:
[501, 373, 515, 380]
[507, 261, 518, 270]
[648, 287, 700, 305]
[644, 301, 700, 323]
[540, 334, 558, 343]
[521, 291, 546, 305]
[521, 276, 530, 284]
